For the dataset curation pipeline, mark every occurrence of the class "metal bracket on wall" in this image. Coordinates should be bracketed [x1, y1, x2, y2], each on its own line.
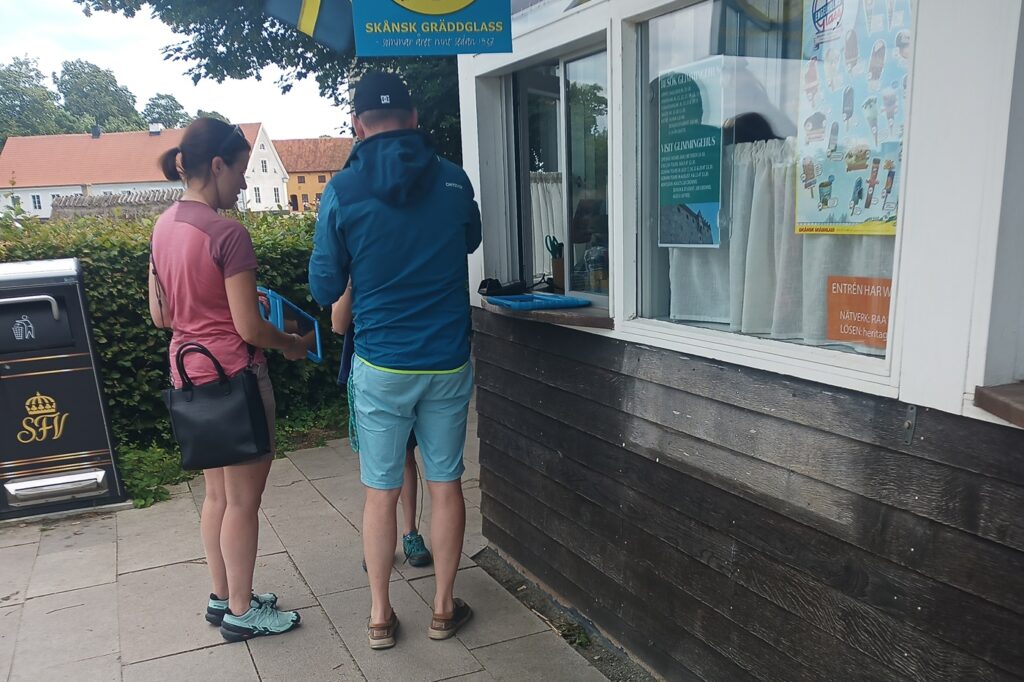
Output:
[902, 405, 918, 445]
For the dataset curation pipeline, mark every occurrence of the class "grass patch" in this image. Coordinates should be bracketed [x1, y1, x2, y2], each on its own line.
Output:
[118, 445, 194, 508]
[276, 401, 347, 453]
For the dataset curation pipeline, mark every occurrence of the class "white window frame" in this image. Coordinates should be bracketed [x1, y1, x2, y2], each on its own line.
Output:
[273, 187, 281, 204]
[30, 195, 41, 210]
[253, 187, 262, 204]
[261, 159, 268, 173]
[459, 0, 1023, 416]
[509, 46, 611, 302]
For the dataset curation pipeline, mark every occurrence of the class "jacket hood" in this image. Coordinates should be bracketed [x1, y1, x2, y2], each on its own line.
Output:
[346, 129, 439, 206]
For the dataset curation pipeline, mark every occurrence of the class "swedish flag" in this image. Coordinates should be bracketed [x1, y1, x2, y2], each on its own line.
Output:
[265, 0, 355, 53]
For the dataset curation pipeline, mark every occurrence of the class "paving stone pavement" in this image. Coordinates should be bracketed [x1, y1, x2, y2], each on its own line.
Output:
[0, 430, 606, 681]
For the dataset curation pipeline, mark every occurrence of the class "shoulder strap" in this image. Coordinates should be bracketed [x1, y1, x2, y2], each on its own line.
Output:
[149, 239, 168, 328]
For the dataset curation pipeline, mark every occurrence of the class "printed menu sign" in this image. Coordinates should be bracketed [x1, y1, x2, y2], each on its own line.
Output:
[796, 0, 914, 235]
[658, 56, 724, 248]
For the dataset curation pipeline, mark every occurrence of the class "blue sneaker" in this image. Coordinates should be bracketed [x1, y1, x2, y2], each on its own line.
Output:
[220, 601, 301, 642]
[403, 531, 433, 568]
[206, 592, 278, 626]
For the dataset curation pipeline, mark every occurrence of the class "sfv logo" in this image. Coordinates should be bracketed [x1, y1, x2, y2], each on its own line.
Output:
[17, 392, 69, 443]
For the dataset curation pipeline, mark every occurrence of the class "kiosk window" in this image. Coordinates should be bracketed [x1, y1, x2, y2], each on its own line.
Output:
[510, 51, 609, 299]
[639, 0, 915, 359]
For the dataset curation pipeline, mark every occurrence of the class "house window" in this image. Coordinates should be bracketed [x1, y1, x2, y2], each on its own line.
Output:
[261, 159, 268, 173]
[273, 187, 281, 204]
[638, 0, 915, 359]
[315, 193, 322, 203]
[301, 193, 309, 206]
[11, 196, 21, 208]
[254, 187, 262, 204]
[509, 51, 609, 297]
[298, 176, 306, 184]
[260, 143, 266, 150]
[31, 195, 42, 210]
[318, 174, 327, 183]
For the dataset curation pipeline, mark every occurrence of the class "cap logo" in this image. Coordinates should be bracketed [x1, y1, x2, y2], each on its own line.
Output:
[381, 95, 391, 104]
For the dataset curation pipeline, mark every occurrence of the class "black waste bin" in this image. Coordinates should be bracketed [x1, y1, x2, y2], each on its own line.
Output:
[0, 258, 125, 519]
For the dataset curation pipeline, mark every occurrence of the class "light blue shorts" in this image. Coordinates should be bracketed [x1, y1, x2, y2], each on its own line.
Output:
[349, 356, 474, 490]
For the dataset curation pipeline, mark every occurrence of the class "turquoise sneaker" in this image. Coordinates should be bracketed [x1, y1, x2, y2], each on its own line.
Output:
[402, 531, 433, 568]
[220, 601, 301, 642]
[206, 592, 279, 626]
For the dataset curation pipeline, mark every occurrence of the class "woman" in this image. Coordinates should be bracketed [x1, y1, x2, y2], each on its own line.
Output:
[148, 117, 307, 642]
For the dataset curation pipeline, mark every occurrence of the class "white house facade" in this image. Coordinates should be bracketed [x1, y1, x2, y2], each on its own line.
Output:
[0, 123, 288, 218]
[239, 124, 290, 212]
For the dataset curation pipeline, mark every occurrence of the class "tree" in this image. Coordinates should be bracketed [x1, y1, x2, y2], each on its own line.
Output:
[53, 59, 145, 132]
[75, 1, 463, 163]
[0, 57, 83, 150]
[195, 109, 230, 123]
[143, 93, 190, 128]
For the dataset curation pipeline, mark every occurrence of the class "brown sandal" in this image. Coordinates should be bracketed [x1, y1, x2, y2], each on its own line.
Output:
[368, 610, 399, 650]
[428, 598, 472, 640]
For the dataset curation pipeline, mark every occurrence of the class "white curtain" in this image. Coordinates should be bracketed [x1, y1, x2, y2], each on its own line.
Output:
[669, 138, 893, 353]
[529, 171, 564, 276]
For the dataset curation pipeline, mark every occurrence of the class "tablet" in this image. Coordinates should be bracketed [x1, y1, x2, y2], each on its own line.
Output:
[257, 286, 323, 363]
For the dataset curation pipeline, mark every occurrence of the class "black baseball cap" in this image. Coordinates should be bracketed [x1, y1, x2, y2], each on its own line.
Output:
[353, 71, 414, 116]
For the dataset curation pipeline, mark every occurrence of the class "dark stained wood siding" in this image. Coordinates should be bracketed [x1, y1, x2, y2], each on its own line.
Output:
[472, 309, 1024, 682]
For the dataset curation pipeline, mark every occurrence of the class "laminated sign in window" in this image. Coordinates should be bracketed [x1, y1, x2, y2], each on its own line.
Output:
[657, 56, 725, 248]
[796, 0, 914, 235]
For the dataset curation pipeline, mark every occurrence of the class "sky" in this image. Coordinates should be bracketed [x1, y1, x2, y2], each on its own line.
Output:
[0, 0, 349, 139]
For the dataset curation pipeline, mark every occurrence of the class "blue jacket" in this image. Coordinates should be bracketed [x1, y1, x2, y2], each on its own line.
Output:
[309, 130, 482, 371]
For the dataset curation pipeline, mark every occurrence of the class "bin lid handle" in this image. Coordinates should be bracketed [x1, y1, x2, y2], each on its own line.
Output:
[0, 295, 60, 320]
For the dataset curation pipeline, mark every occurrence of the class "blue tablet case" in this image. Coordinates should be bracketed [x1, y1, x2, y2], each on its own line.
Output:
[485, 293, 592, 310]
[257, 286, 323, 363]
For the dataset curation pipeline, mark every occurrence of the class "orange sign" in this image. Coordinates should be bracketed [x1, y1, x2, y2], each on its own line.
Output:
[827, 276, 891, 349]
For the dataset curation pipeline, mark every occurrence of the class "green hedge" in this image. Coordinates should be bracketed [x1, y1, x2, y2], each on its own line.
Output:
[0, 211, 344, 453]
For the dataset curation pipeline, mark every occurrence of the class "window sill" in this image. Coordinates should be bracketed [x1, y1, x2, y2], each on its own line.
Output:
[479, 299, 613, 329]
[974, 383, 1024, 429]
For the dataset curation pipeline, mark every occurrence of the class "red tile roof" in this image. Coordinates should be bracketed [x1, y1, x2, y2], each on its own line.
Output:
[274, 137, 354, 173]
[0, 123, 261, 189]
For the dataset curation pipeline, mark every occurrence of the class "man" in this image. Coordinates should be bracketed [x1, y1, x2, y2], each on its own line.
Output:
[309, 71, 481, 650]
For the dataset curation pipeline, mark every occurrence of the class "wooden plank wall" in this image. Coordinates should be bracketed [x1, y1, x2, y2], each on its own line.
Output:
[472, 309, 1024, 682]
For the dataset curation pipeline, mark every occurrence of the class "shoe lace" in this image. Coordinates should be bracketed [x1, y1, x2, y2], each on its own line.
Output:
[248, 601, 292, 628]
[405, 533, 428, 556]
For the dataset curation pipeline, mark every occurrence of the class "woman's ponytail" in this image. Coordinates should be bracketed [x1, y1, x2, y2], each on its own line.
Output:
[157, 118, 249, 185]
[159, 146, 182, 181]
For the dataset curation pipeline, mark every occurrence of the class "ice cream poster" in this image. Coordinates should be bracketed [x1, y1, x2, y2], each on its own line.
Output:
[796, 0, 913, 235]
[658, 56, 725, 248]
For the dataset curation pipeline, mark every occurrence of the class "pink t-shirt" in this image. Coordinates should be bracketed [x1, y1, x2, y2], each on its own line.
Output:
[151, 201, 265, 388]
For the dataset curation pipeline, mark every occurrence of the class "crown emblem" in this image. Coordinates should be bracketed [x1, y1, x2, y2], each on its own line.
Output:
[25, 392, 57, 417]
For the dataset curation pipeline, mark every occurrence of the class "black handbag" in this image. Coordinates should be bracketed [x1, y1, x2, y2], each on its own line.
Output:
[162, 341, 271, 470]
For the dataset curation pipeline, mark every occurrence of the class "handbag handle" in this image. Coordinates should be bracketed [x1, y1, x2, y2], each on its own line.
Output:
[175, 342, 229, 389]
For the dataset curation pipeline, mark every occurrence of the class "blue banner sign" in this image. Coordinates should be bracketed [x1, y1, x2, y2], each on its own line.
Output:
[353, 0, 512, 56]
